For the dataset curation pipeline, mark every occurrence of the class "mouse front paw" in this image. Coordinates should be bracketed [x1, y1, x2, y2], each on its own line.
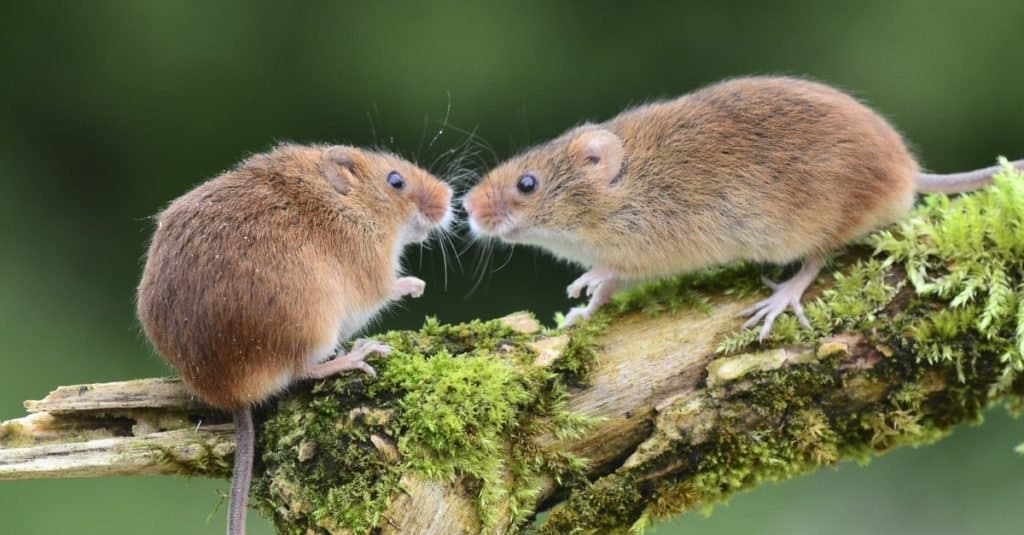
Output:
[392, 276, 426, 300]
[566, 268, 618, 299]
[563, 268, 623, 327]
[563, 306, 592, 327]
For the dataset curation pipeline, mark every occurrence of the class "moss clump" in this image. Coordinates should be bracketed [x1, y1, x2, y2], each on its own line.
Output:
[251, 315, 591, 534]
[0, 420, 28, 447]
[872, 161, 1024, 377]
[550, 314, 607, 383]
[609, 264, 768, 319]
[252, 381, 401, 534]
[537, 474, 645, 535]
[371, 346, 588, 527]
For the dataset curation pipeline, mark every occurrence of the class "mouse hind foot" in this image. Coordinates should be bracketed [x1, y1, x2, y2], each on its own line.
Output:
[302, 338, 392, 379]
[737, 256, 825, 341]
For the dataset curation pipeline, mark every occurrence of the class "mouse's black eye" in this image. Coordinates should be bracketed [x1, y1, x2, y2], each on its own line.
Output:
[387, 171, 405, 190]
[516, 173, 538, 194]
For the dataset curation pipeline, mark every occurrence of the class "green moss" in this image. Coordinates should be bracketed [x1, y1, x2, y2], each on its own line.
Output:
[538, 474, 645, 535]
[871, 160, 1024, 374]
[608, 277, 711, 317]
[251, 316, 591, 534]
[550, 315, 607, 383]
[0, 420, 28, 447]
[609, 264, 767, 319]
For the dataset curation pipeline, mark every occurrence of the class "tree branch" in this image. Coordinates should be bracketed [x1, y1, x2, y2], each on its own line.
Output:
[2, 168, 1022, 533]
[0, 378, 231, 479]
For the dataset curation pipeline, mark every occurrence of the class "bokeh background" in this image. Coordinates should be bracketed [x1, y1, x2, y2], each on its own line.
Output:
[2, 2, 1023, 534]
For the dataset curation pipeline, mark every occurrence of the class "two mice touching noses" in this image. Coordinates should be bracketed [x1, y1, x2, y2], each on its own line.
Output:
[137, 76, 1022, 535]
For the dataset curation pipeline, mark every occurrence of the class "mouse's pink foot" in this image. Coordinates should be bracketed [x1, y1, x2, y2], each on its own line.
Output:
[564, 268, 622, 327]
[566, 268, 617, 299]
[303, 338, 392, 379]
[564, 305, 592, 327]
[737, 257, 824, 341]
[392, 276, 426, 300]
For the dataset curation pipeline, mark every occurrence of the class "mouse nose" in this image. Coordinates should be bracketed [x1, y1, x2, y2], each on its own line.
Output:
[461, 196, 477, 218]
[413, 181, 452, 224]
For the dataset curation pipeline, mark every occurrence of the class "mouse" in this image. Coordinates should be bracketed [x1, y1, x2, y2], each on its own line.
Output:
[136, 143, 453, 535]
[462, 76, 1022, 339]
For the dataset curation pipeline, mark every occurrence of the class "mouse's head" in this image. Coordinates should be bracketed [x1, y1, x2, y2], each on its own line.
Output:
[320, 145, 453, 246]
[462, 125, 624, 247]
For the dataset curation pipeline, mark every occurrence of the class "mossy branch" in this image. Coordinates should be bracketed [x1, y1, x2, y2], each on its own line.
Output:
[2, 164, 1023, 534]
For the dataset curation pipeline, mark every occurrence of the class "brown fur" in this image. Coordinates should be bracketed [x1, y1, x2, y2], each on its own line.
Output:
[464, 76, 919, 279]
[137, 143, 451, 410]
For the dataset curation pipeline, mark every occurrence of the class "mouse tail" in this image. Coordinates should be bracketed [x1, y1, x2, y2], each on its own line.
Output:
[915, 158, 1023, 194]
[228, 407, 254, 535]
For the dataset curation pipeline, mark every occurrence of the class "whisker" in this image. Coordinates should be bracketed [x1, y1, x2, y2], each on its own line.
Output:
[466, 238, 494, 297]
[438, 121, 500, 168]
[456, 222, 478, 257]
[433, 130, 485, 185]
[494, 244, 516, 272]
[427, 91, 452, 150]
[437, 232, 449, 291]
[440, 227, 464, 272]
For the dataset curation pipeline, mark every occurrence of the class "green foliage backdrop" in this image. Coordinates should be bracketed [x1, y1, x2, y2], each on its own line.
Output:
[1, 2, 1022, 533]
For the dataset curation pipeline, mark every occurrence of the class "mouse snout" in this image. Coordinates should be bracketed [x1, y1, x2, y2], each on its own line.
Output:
[415, 181, 453, 227]
[461, 194, 479, 220]
[462, 189, 487, 223]
[462, 187, 514, 236]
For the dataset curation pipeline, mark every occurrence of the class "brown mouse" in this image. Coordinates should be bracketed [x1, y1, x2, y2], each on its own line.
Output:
[463, 76, 1022, 338]
[136, 143, 452, 535]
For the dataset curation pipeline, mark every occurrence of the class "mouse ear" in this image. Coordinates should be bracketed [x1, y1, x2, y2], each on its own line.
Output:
[570, 128, 624, 185]
[322, 145, 365, 194]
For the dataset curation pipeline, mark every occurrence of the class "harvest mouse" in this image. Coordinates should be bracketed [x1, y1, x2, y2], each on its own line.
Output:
[136, 143, 453, 535]
[463, 76, 1022, 339]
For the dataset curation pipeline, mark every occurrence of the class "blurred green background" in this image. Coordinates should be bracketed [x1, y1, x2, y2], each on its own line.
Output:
[2, 1, 1023, 533]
